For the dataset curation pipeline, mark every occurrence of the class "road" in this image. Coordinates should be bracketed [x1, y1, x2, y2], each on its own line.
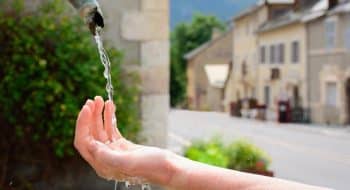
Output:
[168, 110, 350, 190]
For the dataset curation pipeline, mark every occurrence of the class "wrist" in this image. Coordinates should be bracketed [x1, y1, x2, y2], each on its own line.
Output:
[165, 151, 190, 190]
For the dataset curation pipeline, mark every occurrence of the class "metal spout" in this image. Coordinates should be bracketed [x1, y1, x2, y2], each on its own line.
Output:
[68, 0, 104, 35]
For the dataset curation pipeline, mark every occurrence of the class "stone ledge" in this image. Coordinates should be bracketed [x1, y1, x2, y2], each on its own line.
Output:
[121, 11, 169, 41]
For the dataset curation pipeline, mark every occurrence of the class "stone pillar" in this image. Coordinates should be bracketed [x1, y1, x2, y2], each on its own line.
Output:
[98, 0, 169, 147]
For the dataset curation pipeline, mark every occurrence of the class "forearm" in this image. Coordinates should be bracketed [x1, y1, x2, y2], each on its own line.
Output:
[165, 152, 328, 190]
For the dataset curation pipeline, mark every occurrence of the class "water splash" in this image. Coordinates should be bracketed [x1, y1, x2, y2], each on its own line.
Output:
[93, 27, 151, 190]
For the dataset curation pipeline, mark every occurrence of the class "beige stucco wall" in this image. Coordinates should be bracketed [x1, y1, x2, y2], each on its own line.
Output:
[257, 23, 308, 115]
[207, 86, 224, 111]
[187, 30, 233, 111]
[226, 6, 268, 109]
[307, 13, 350, 125]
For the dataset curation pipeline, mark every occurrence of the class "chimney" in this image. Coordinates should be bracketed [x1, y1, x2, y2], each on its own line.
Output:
[328, 0, 339, 9]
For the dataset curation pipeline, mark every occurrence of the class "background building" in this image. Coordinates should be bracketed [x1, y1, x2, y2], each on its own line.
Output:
[255, 1, 320, 122]
[185, 29, 233, 111]
[306, 0, 350, 125]
[225, 0, 295, 114]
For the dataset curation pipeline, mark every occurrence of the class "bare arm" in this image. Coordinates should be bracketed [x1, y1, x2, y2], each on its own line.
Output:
[166, 153, 328, 190]
[74, 97, 330, 190]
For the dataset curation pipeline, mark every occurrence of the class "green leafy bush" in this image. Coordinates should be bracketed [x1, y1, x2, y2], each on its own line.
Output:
[226, 140, 271, 171]
[184, 138, 271, 172]
[185, 138, 229, 168]
[0, 0, 140, 158]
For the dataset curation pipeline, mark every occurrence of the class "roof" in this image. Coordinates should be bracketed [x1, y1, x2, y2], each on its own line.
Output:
[302, 0, 350, 22]
[301, 10, 326, 22]
[258, 10, 302, 32]
[329, 0, 350, 14]
[233, 0, 294, 21]
[258, 0, 326, 32]
[184, 42, 210, 61]
[204, 64, 230, 88]
[184, 28, 233, 60]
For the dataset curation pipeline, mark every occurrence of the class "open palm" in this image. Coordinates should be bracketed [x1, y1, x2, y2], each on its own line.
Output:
[74, 96, 172, 185]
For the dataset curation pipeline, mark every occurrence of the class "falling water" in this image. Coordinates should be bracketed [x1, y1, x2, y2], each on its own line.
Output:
[94, 28, 151, 190]
[94, 28, 114, 102]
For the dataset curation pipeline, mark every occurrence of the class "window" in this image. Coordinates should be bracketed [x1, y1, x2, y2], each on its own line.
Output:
[291, 41, 299, 63]
[271, 68, 280, 80]
[264, 86, 270, 106]
[325, 18, 336, 49]
[260, 46, 266, 64]
[252, 87, 256, 99]
[242, 62, 247, 76]
[345, 27, 350, 49]
[325, 82, 337, 107]
[270, 45, 275, 64]
[278, 43, 285, 64]
[271, 8, 288, 19]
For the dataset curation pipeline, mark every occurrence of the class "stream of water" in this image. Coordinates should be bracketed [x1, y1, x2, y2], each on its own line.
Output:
[94, 28, 150, 190]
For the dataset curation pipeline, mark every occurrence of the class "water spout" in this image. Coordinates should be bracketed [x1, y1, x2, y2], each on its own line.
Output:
[68, 0, 104, 35]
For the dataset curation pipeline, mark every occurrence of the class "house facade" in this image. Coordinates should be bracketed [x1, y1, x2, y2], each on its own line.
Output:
[257, 21, 308, 121]
[225, 0, 296, 113]
[254, 0, 321, 121]
[225, 0, 350, 125]
[186, 29, 233, 111]
[306, 0, 350, 125]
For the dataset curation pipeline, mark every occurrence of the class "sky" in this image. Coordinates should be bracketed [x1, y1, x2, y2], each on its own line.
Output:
[170, 0, 257, 29]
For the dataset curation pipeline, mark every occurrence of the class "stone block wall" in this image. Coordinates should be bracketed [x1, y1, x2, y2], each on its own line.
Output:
[98, 0, 169, 147]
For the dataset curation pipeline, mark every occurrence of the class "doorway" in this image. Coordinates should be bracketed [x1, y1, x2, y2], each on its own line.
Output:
[346, 79, 350, 124]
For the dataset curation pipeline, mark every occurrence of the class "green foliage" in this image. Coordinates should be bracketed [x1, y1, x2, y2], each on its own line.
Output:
[185, 138, 229, 168]
[184, 138, 271, 172]
[226, 140, 271, 171]
[0, 0, 140, 158]
[170, 14, 225, 107]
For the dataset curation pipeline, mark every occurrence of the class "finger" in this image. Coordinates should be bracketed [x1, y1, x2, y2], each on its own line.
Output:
[111, 103, 123, 139]
[104, 100, 122, 141]
[74, 105, 93, 159]
[75, 105, 92, 144]
[75, 105, 107, 177]
[92, 96, 108, 141]
[86, 99, 95, 114]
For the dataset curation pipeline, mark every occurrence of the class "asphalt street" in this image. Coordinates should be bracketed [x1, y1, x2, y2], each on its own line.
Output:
[168, 110, 350, 190]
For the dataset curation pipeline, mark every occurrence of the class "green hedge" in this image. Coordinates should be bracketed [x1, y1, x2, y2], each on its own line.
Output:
[185, 138, 271, 172]
[0, 0, 140, 158]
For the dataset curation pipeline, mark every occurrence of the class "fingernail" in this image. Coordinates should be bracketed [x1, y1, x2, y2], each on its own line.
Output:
[95, 96, 103, 101]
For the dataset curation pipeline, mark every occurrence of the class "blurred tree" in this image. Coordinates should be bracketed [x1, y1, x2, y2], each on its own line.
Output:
[170, 14, 225, 107]
[0, 0, 140, 160]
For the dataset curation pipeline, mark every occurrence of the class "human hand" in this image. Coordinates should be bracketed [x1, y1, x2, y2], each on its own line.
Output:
[74, 97, 175, 185]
